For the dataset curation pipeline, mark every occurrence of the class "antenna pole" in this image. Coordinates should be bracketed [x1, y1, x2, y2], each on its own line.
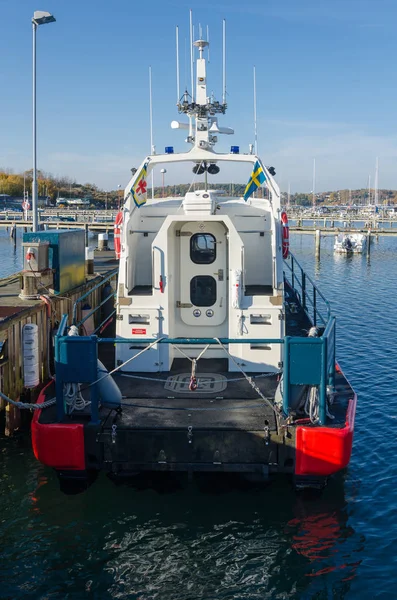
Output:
[207, 25, 210, 62]
[190, 9, 194, 101]
[253, 65, 258, 155]
[149, 65, 154, 200]
[222, 19, 226, 104]
[176, 26, 180, 102]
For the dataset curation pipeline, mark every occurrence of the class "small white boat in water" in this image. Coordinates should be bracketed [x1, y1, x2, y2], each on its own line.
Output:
[334, 232, 366, 254]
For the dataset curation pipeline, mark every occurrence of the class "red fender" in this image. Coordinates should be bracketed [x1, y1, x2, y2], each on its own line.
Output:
[114, 210, 123, 259]
[281, 211, 289, 259]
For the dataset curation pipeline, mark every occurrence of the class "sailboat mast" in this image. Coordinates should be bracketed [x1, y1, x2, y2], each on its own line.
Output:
[368, 175, 371, 205]
[312, 158, 316, 208]
[374, 157, 379, 206]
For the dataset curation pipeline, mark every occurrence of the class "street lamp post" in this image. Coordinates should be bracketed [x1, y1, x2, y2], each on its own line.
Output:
[32, 11, 55, 232]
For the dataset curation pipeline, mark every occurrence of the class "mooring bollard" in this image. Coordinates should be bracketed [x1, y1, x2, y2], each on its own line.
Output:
[85, 246, 94, 275]
[315, 229, 321, 259]
[366, 229, 371, 256]
[98, 232, 109, 251]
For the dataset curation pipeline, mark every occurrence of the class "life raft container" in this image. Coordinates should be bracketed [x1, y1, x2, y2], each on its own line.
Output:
[281, 211, 289, 259]
[114, 210, 123, 259]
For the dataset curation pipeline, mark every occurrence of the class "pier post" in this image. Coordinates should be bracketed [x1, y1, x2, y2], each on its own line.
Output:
[84, 223, 89, 247]
[366, 229, 371, 256]
[315, 229, 321, 259]
[98, 233, 108, 251]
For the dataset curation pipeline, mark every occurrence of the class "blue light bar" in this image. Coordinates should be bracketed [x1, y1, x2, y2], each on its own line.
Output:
[230, 146, 240, 154]
[165, 146, 174, 154]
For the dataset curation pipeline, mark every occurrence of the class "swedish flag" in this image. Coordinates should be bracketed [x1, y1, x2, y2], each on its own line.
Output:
[243, 161, 266, 201]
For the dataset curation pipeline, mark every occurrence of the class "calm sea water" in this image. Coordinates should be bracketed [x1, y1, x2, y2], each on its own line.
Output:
[1, 229, 397, 599]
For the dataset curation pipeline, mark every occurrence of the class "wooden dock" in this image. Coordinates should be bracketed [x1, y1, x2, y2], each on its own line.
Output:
[0, 251, 118, 436]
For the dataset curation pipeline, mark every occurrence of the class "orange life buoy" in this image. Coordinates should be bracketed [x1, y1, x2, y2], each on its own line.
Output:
[114, 210, 123, 259]
[281, 211, 289, 258]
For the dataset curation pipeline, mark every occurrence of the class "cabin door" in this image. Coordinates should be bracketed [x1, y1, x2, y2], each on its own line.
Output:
[179, 221, 227, 327]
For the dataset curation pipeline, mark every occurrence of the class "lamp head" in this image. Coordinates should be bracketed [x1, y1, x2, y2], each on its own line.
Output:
[32, 11, 56, 25]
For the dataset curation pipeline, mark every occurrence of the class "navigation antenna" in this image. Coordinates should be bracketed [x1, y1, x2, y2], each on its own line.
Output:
[190, 9, 194, 101]
[149, 65, 155, 199]
[253, 65, 258, 155]
[207, 25, 210, 62]
[176, 26, 180, 103]
[222, 19, 227, 104]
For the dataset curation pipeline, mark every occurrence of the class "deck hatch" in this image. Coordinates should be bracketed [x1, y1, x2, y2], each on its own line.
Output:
[164, 373, 227, 393]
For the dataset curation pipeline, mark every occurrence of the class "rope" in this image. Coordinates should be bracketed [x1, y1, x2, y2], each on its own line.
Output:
[214, 338, 281, 416]
[118, 400, 273, 412]
[304, 385, 335, 424]
[173, 343, 211, 391]
[118, 372, 275, 384]
[79, 337, 165, 392]
[0, 390, 56, 410]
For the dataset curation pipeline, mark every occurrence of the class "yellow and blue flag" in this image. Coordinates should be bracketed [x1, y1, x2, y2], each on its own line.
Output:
[130, 163, 148, 207]
[243, 161, 266, 201]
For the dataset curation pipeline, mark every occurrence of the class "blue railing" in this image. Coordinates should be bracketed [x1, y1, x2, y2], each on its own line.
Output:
[72, 267, 117, 334]
[283, 252, 331, 327]
[54, 319, 336, 426]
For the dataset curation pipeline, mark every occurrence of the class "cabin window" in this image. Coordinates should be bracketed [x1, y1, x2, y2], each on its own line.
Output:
[190, 233, 216, 264]
[190, 276, 217, 306]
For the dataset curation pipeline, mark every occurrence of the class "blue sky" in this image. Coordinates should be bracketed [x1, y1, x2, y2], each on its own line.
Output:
[1, 0, 397, 192]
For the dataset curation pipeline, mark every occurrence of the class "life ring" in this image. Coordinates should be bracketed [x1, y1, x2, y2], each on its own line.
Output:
[281, 211, 289, 258]
[114, 210, 123, 259]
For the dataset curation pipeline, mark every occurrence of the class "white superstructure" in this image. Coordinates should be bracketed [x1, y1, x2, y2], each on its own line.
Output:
[116, 32, 285, 374]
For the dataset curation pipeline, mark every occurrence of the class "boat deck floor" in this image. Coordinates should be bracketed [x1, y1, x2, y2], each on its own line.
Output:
[39, 362, 280, 431]
[38, 279, 354, 432]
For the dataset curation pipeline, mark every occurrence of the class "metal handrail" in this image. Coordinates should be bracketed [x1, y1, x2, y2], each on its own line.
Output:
[72, 267, 118, 326]
[283, 252, 331, 325]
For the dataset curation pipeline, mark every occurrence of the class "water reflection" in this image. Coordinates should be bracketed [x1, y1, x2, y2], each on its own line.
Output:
[7, 471, 363, 600]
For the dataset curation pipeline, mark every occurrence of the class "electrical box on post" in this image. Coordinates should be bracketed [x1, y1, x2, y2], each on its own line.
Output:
[22, 241, 49, 272]
[22, 229, 85, 294]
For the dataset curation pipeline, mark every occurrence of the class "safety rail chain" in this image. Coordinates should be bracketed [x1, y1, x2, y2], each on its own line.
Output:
[54, 316, 336, 427]
[72, 267, 118, 334]
[283, 252, 331, 327]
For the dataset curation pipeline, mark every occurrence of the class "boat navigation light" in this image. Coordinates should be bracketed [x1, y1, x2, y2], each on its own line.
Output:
[165, 146, 174, 154]
[230, 146, 239, 154]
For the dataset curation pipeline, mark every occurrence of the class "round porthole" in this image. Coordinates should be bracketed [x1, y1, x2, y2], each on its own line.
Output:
[193, 309, 201, 317]
[206, 309, 214, 317]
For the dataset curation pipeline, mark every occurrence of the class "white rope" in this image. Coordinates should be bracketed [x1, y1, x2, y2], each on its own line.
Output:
[63, 382, 89, 413]
[214, 337, 281, 415]
[304, 385, 335, 424]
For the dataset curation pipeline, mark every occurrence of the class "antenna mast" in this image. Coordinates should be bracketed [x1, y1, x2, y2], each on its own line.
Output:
[190, 9, 194, 101]
[207, 25, 210, 61]
[253, 65, 258, 155]
[222, 19, 226, 104]
[149, 65, 154, 200]
[176, 26, 180, 102]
